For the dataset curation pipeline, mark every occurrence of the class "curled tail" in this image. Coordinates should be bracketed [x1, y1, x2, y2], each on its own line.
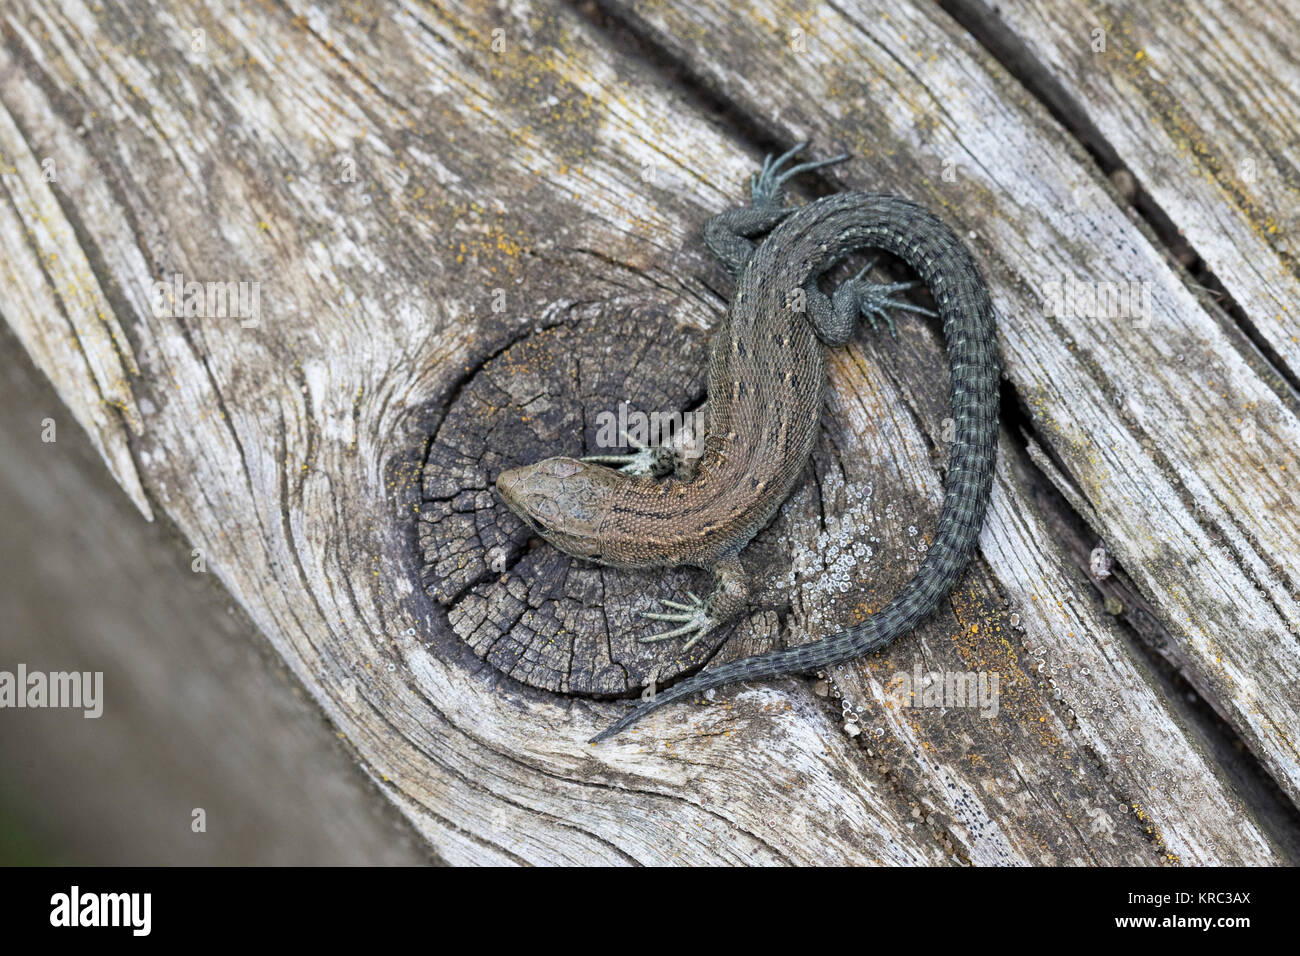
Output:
[591, 191, 999, 744]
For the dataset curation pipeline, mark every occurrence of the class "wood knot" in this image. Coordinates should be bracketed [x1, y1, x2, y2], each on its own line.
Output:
[418, 305, 729, 696]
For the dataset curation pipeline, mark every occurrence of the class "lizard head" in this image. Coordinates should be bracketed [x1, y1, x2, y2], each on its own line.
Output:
[496, 457, 619, 560]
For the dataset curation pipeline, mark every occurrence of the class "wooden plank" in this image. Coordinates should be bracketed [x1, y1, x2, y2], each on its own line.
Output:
[0, 0, 950, 865]
[946, 0, 1300, 380]
[0, 0, 1290, 862]
[601, 0, 1300, 831]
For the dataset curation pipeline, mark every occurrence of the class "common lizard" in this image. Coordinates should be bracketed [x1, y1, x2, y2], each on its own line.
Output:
[496, 145, 999, 743]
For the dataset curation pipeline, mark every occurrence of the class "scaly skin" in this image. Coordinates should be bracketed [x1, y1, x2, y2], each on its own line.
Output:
[497, 150, 999, 743]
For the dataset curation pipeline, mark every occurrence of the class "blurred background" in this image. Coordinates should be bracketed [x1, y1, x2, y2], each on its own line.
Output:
[0, 325, 431, 865]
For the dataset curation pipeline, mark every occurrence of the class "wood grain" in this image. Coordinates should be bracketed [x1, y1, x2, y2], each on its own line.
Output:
[947, 0, 1300, 378]
[0, 0, 1293, 863]
[604, 0, 1300, 842]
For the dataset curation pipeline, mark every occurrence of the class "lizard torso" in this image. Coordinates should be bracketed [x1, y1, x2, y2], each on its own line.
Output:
[595, 230, 828, 570]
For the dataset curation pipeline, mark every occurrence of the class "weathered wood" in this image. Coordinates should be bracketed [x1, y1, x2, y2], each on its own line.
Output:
[945, 0, 1300, 380]
[0, 0, 1294, 863]
[602, 0, 1300, 843]
[0, 0, 949, 865]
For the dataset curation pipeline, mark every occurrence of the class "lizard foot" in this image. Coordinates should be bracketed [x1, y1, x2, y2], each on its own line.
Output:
[639, 591, 716, 652]
[750, 141, 850, 208]
[833, 258, 937, 339]
[581, 436, 676, 478]
[703, 144, 849, 275]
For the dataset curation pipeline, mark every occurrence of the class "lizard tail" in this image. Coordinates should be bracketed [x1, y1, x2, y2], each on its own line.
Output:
[588, 651, 835, 743]
[590, 192, 999, 744]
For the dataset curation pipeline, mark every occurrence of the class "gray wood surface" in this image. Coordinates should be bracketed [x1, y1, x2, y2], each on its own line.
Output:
[1, 0, 1295, 864]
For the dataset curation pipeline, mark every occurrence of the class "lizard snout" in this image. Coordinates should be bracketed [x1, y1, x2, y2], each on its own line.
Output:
[496, 465, 527, 512]
[497, 459, 581, 516]
[496, 459, 578, 529]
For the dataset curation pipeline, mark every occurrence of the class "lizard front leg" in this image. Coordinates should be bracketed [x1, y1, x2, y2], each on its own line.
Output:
[582, 402, 708, 479]
[640, 554, 748, 651]
[580, 434, 678, 478]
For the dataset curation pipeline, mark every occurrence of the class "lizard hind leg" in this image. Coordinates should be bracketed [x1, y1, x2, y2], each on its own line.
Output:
[638, 555, 748, 652]
[748, 141, 849, 208]
[807, 258, 938, 345]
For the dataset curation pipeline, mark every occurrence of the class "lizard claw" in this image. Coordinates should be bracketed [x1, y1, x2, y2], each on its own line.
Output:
[838, 261, 937, 339]
[750, 142, 851, 208]
[639, 592, 715, 652]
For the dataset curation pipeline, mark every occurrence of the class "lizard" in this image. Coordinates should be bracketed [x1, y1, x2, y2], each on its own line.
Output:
[495, 144, 999, 744]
